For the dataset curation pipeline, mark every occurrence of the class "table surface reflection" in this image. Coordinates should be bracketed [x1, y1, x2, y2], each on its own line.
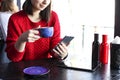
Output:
[0, 58, 119, 80]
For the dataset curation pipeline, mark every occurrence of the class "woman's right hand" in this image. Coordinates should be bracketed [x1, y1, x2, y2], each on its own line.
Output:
[19, 29, 40, 43]
[15, 28, 40, 52]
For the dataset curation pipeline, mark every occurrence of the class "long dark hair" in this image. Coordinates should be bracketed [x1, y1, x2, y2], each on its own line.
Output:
[22, 0, 51, 22]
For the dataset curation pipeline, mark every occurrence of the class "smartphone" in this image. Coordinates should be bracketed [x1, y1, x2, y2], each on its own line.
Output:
[53, 36, 74, 52]
[60, 36, 74, 46]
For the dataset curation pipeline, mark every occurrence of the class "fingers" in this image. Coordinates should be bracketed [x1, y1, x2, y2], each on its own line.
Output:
[28, 30, 39, 37]
[20, 29, 40, 42]
[56, 43, 66, 55]
[53, 42, 68, 59]
[27, 30, 40, 42]
[18, 25, 42, 43]
[52, 48, 62, 58]
[34, 25, 41, 30]
[60, 42, 67, 52]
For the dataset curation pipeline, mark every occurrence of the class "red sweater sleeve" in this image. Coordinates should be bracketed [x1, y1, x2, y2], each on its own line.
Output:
[5, 14, 25, 62]
[47, 11, 61, 58]
[49, 12, 61, 47]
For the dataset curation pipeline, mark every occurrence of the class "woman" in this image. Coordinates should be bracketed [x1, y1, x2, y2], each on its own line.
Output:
[0, 0, 19, 41]
[6, 0, 68, 62]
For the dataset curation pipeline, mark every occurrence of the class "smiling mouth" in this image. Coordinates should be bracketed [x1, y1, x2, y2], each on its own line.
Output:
[40, 4, 46, 8]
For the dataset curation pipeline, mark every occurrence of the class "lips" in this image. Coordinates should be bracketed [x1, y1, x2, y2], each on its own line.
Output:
[40, 4, 46, 8]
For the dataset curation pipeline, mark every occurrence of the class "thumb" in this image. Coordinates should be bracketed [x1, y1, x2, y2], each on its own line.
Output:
[36, 25, 41, 29]
[34, 25, 41, 30]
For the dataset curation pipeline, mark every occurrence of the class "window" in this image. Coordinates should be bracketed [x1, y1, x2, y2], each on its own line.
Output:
[52, 0, 115, 68]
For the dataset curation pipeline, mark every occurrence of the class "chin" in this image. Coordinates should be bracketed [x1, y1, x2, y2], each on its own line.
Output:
[40, 7, 46, 11]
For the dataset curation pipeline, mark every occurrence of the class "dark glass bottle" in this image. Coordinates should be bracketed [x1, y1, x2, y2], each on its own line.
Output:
[92, 33, 100, 69]
[100, 35, 109, 64]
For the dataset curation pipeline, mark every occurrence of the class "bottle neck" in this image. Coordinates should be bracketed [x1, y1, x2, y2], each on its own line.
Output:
[94, 33, 99, 41]
[102, 35, 107, 43]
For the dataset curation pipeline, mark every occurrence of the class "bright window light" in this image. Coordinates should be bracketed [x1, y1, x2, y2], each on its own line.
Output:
[52, 0, 115, 68]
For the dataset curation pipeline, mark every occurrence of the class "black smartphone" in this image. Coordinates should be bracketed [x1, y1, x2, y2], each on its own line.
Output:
[53, 36, 74, 52]
[60, 36, 74, 46]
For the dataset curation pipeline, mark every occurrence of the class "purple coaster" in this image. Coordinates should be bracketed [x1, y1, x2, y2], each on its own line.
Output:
[23, 66, 50, 76]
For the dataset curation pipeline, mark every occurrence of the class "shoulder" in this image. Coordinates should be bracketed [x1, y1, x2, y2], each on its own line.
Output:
[50, 10, 59, 21]
[51, 10, 59, 18]
[0, 12, 12, 18]
[51, 11, 58, 16]
[10, 10, 27, 21]
[0, 12, 12, 24]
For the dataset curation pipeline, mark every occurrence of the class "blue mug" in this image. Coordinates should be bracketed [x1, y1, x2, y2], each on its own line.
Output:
[38, 27, 53, 38]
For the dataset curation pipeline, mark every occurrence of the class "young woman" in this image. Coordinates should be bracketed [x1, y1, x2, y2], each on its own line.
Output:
[5, 0, 68, 62]
[0, 0, 19, 41]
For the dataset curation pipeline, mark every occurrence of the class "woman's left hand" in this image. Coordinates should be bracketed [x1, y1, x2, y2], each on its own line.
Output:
[52, 42, 68, 59]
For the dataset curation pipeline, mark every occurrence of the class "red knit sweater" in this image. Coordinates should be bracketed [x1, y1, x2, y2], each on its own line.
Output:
[5, 10, 61, 62]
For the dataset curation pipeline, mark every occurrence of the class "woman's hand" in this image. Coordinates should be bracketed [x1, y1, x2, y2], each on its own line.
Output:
[19, 29, 40, 43]
[52, 42, 68, 60]
[15, 28, 40, 52]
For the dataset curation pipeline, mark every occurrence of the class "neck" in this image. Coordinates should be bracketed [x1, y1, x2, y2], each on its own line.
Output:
[28, 10, 41, 22]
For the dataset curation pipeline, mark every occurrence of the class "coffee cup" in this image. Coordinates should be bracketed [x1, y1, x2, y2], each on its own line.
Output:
[38, 27, 53, 38]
